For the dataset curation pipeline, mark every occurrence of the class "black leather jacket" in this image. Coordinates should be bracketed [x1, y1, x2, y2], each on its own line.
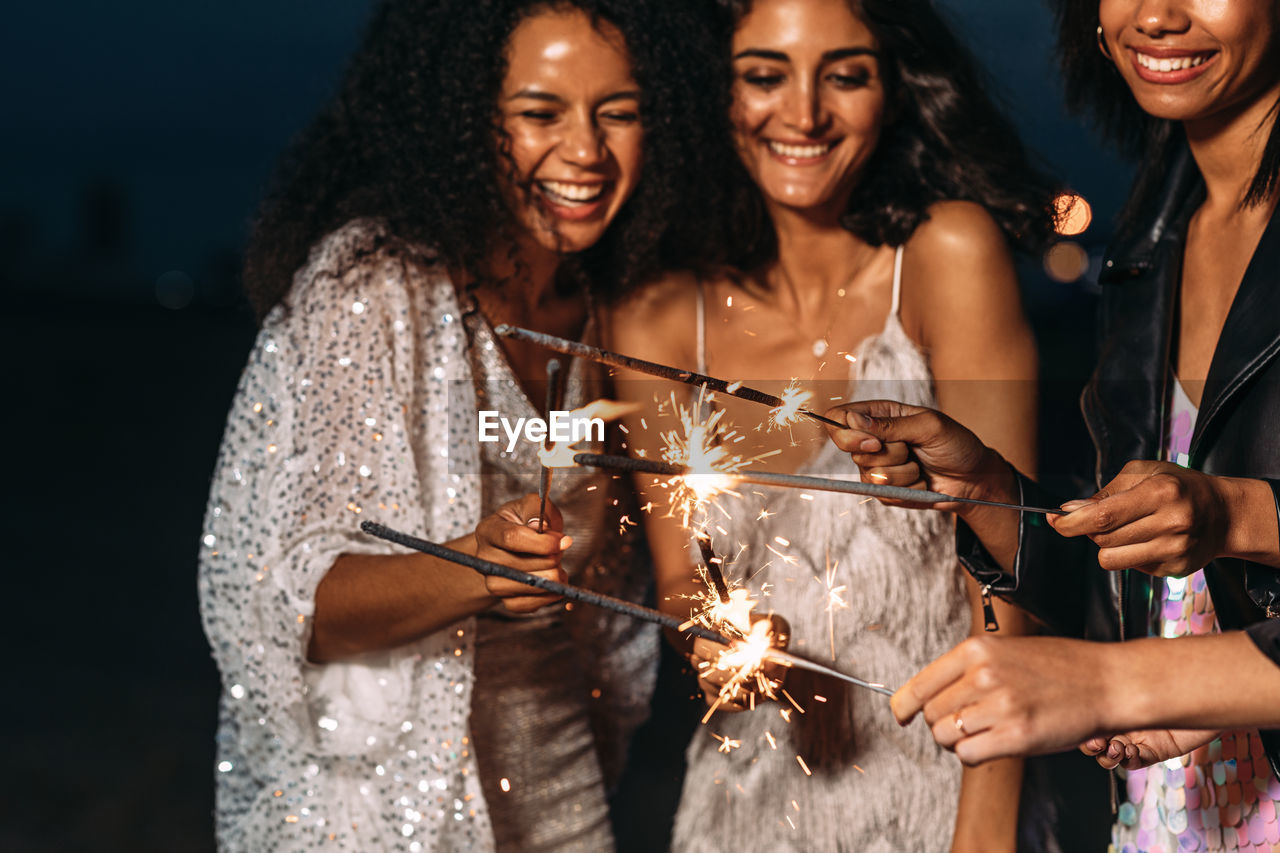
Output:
[958, 141, 1280, 773]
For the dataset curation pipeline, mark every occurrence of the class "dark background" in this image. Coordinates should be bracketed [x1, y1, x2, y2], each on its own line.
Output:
[2, 1, 1130, 849]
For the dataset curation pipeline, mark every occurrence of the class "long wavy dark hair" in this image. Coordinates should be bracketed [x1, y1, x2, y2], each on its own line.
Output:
[717, 0, 1060, 272]
[243, 0, 730, 320]
[1050, 0, 1280, 227]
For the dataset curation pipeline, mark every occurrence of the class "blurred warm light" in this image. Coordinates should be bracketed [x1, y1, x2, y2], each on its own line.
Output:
[1053, 192, 1092, 236]
[1043, 241, 1090, 282]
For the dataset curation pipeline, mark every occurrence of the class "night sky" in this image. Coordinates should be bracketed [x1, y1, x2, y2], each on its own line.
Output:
[2, 2, 1125, 848]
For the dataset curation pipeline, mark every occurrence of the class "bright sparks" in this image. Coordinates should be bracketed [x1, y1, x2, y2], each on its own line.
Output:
[700, 617, 782, 724]
[819, 549, 849, 660]
[767, 379, 814, 431]
[712, 732, 742, 754]
[658, 393, 745, 527]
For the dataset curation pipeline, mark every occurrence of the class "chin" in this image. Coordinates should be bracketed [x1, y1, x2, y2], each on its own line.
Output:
[762, 185, 840, 211]
[534, 227, 607, 256]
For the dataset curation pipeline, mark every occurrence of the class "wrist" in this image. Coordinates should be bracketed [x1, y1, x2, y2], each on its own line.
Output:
[1221, 477, 1280, 565]
[1096, 637, 1163, 734]
[955, 450, 1018, 522]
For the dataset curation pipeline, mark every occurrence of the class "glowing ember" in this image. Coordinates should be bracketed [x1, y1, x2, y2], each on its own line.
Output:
[707, 588, 755, 636]
[700, 617, 782, 724]
[711, 732, 742, 754]
[767, 379, 813, 430]
[658, 393, 745, 526]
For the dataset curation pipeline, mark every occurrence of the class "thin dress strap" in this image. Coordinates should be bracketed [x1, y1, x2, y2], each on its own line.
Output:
[889, 244, 905, 318]
[695, 279, 708, 374]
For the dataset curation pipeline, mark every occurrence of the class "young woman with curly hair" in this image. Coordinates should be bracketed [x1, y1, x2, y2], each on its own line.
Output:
[197, 1, 728, 850]
[609, 0, 1059, 849]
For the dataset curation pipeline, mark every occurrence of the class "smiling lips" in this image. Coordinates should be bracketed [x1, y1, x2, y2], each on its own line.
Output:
[1128, 47, 1218, 85]
[536, 179, 610, 221]
[766, 139, 837, 164]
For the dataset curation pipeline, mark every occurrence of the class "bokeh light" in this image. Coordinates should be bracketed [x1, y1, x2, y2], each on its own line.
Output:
[1043, 241, 1090, 282]
[1053, 192, 1092, 236]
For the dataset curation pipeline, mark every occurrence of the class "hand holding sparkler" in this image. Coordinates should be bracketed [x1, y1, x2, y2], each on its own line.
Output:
[691, 612, 791, 714]
[825, 399, 1023, 514]
[475, 493, 574, 613]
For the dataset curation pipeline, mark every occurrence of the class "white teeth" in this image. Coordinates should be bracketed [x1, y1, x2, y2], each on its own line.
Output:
[767, 141, 833, 160]
[539, 181, 605, 203]
[1136, 52, 1207, 72]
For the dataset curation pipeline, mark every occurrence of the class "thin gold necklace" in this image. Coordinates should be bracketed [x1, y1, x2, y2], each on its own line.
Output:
[769, 249, 869, 358]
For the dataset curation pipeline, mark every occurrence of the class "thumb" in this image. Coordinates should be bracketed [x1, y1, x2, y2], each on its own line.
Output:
[847, 408, 949, 450]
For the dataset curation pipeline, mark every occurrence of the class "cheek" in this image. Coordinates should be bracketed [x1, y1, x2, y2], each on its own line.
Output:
[844, 90, 887, 136]
[1097, 0, 1126, 33]
[730, 87, 773, 137]
[501, 124, 550, 179]
[614, 130, 645, 188]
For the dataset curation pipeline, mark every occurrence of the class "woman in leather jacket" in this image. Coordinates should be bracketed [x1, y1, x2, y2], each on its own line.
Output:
[821, 0, 1280, 848]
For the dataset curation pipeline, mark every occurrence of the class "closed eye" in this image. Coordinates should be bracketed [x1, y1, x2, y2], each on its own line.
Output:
[743, 72, 785, 89]
[827, 71, 870, 89]
[600, 110, 640, 124]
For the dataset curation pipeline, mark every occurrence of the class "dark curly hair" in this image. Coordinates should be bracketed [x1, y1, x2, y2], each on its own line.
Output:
[716, 0, 1061, 272]
[243, 0, 731, 320]
[1049, 0, 1280, 227]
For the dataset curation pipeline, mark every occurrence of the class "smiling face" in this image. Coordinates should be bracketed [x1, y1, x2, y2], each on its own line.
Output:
[730, 0, 887, 218]
[498, 8, 644, 255]
[1098, 0, 1280, 125]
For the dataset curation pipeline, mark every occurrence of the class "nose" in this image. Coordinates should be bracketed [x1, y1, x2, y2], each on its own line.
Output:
[558, 112, 606, 167]
[1130, 0, 1191, 38]
[780, 80, 824, 136]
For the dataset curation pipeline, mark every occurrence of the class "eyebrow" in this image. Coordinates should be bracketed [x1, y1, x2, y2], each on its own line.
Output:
[506, 88, 642, 104]
[731, 46, 879, 62]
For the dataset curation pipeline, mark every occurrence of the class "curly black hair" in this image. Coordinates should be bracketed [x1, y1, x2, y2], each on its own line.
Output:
[716, 0, 1061, 273]
[243, 0, 732, 320]
[1049, 0, 1280, 226]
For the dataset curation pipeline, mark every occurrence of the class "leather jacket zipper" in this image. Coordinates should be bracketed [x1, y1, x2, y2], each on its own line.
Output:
[980, 583, 998, 632]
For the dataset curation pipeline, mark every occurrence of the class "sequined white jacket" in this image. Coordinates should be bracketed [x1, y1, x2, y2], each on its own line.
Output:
[199, 221, 494, 851]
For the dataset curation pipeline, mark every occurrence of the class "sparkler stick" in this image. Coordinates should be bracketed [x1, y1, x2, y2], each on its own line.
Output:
[359, 520, 895, 697]
[360, 521, 731, 644]
[537, 359, 564, 533]
[695, 531, 730, 602]
[493, 324, 844, 428]
[573, 452, 1066, 515]
[764, 649, 894, 697]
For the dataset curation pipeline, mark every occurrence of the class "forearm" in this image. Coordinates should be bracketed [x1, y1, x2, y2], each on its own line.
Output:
[952, 758, 1021, 853]
[308, 533, 496, 662]
[952, 455, 1022, 573]
[1100, 632, 1280, 733]
[951, 576, 1024, 851]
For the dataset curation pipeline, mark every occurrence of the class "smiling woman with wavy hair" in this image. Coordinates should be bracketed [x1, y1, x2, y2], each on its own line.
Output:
[608, 0, 1059, 850]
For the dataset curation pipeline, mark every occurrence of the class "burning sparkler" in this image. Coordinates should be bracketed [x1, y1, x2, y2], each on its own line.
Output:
[659, 396, 742, 527]
[359, 523, 892, 699]
[571, 452, 1067, 515]
[493, 324, 844, 428]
